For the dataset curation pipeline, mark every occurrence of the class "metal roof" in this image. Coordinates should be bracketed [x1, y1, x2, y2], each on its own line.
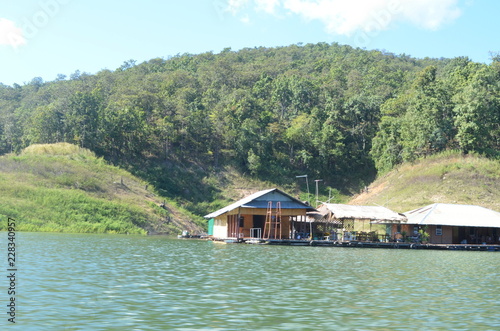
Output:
[319, 203, 407, 222]
[404, 203, 500, 228]
[204, 188, 315, 219]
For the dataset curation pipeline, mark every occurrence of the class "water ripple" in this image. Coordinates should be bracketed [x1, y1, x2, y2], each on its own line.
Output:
[12, 233, 500, 330]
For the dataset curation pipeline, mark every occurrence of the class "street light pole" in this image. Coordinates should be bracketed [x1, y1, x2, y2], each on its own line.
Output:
[315, 179, 323, 207]
[295, 175, 310, 205]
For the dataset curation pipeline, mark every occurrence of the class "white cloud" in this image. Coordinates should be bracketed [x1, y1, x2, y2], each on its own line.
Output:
[255, 0, 281, 14]
[226, 0, 251, 15]
[240, 15, 251, 24]
[398, 0, 462, 31]
[0, 18, 26, 48]
[228, 0, 462, 36]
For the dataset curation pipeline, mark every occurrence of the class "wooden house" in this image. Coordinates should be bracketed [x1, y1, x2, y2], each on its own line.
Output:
[311, 203, 407, 241]
[397, 203, 500, 244]
[204, 188, 316, 240]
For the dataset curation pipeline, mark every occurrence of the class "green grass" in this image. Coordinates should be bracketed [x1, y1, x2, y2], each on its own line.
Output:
[0, 143, 204, 234]
[0, 142, 333, 234]
[350, 151, 500, 213]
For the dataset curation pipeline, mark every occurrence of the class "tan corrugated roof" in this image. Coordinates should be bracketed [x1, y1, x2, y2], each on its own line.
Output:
[320, 203, 407, 222]
[404, 203, 500, 228]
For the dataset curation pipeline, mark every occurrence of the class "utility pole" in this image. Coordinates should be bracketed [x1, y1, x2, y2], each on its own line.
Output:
[315, 179, 323, 207]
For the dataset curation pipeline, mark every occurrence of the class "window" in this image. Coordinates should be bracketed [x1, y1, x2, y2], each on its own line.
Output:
[436, 225, 442, 236]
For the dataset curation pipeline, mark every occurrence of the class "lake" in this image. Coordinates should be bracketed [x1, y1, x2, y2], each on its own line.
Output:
[4, 232, 500, 330]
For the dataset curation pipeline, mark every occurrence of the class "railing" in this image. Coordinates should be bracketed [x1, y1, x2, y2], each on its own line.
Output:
[341, 231, 391, 242]
[229, 232, 245, 239]
[250, 228, 261, 239]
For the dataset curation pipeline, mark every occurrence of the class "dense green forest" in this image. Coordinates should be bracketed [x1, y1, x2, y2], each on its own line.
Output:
[1, 43, 499, 216]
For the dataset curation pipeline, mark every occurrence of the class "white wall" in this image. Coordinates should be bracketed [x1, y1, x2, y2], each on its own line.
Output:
[213, 218, 227, 239]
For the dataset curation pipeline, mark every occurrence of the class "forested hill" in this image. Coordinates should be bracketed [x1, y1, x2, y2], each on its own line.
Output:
[1, 43, 499, 216]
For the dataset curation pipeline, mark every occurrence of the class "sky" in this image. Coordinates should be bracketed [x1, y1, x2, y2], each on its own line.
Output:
[0, 0, 498, 86]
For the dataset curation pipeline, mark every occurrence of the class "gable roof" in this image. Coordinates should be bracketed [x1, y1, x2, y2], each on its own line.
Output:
[318, 203, 407, 222]
[204, 188, 315, 218]
[404, 203, 500, 228]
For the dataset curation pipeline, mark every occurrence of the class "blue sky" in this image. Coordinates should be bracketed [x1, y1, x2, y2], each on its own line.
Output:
[0, 0, 498, 86]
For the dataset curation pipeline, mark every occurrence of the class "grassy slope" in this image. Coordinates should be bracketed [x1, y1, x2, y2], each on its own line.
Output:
[0, 143, 204, 234]
[350, 151, 500, 213]
[6, 145, 496, 234]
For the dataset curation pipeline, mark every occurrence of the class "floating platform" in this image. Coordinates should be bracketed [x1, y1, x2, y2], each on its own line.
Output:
[200, 236, 500, 251]
[332, 241, 500, 251]
[239, 239, 500, 251]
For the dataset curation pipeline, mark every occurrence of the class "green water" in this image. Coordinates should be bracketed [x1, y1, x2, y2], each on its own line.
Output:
[3, 232, 500, 330]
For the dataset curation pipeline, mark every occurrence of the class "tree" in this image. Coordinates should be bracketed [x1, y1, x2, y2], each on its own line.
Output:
[99, 104, 148, 158]
[65, 90, 102, 149]
[247, 149, 261, 175]
[371, 116, 403, 173]
[454, 66, 500, 154]
[399, 66, 454, 161]
[24, 105, 63, 144]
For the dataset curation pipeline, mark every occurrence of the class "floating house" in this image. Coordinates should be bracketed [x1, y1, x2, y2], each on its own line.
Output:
[396, 203, 500, 244]
[311, 204, 407, 241]
[204, 188, 316, 240]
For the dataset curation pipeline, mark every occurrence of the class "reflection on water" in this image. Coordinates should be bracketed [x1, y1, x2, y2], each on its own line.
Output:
[10, 233, 500, 330]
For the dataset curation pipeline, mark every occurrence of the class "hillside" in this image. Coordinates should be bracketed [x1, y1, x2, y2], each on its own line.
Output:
[0, 43, 499, 217]
[350, 151, 500, 213]
[1, 144, 498, 235]
[0, 143, 204, 234]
